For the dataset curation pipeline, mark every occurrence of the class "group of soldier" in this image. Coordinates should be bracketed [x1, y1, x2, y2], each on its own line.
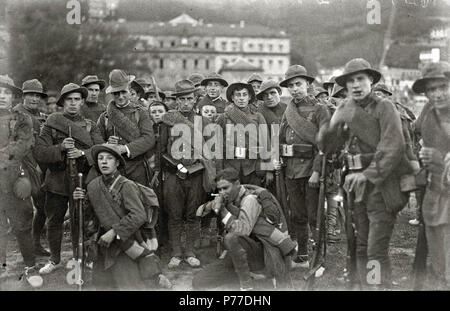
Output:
[0, 56, 449, 291]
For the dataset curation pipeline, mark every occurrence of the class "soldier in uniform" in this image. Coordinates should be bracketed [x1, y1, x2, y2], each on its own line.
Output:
[319, 58, 412, 288]
[159, 80, 216, 268]
[412, 62, 450, 288]
[163, 91, 177, 111]
[197, 73, 230, 114]
[80, 75, 107, 123]
[129, 78, 145, 109]
[188, 73, 206, 110]
[0, 75, 43, 287]
[34, 83, 104, 275]
[279, 65, 330, 269]
[97, 69, 156, 186]
[14, 79, 51, 257]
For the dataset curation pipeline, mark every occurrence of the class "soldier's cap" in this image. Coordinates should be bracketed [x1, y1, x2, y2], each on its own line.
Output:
[313, 87, 328, 98]
[331, 83, 347, 99]
[335, 58, 381, 87]
[144, 87, 166, 100]
[22, 79, 48, 98]
[226, 82, 256, 103]
[173, 79, 197, 97]
[81, 75, 106, 90]
[164, 91, 176, 99]
[256, 80, 282, 100]
[149, 100, 169, 111]
[280, 65, 315, 87]
[129, 77, 145, 99]
[322, 76, 336, 90]
[46, 96, 57, 105]
[56, 83, 88, 107]
[373, 83, 392, 96]
[200, 72, 229, 87]
[134, 77, 152, 87]
[247, 73, 263, 84]
[91, 143, 126, 171]
[188, 73, 205, 87]
[0, 75, 22, 96]
[106, 69, 131, 94]
[412, 61, 450, 94]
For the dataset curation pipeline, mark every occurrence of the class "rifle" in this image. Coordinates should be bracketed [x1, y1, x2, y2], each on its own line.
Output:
[275, 158, 290, 232]
[76, 173, 84, 291]
[304, 151, 327, 289]
[412, 185, 427, 290]
[66, 126, 79, 259]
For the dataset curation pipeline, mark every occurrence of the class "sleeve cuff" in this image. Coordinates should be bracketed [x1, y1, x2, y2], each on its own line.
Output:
[222, 212, 232, 225]
[125, 145, 131, 158]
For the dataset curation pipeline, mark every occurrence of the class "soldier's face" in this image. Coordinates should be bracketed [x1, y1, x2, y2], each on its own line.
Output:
[195, 85, 206, 97]
[424, 78, 450, 110]
[150, 104, 167, 124]
[286, 77, 308, 99]
[86, 83, 101, 103]
[23, 92, 43, 111]
[346, 73, 373, 101]
[0, 86, 13, 109]
[250, 81, 262, 93]
[112, 89, 130, 108]
[316, 93, 328, 100]
[164, 97, 177, 110]
[146, 92, 159, 104]
[201, 105, 217, 121]
[177, 93, 196, 112]
[63, 92, 83, 115]
[206, 81, 223, 99]
[232, 89, 250, 109]
[97, 151, 120, 176]
[217, 179, 240, 203]
[262, 88, 281, 108]
[129, 88, 140, 105]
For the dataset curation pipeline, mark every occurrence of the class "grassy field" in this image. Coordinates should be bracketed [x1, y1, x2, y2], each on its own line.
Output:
[0, 207, 439, 291]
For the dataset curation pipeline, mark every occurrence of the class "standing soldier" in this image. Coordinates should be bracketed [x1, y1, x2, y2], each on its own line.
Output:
[247, 73, 264, 112]
[144, 87, 166, 108]
[14, 79, 51, 257]
[35, 83, 104, 275]
[97, 69, 155, 186]
[163, 91, 177, 111]
[128, 78, 146, 109]
[0, 75, 43, 287]
[188, 73, 206, 110]
[412, 62, 450, 289]
[80, 75, 107, 123]
[319, 58, 412, 289]
[197, 73, 230, 114]
[159, 80, 216, 268]
[279, 65, 330, 269]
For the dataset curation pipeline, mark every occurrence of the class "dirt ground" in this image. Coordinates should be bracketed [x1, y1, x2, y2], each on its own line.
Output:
[0, 207, 440, 291]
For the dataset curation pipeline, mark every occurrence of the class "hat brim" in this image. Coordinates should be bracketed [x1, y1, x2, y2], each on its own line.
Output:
[200, 78, 229, 87]
[56, 87, 88, 107]
[315, 91, 328, 98]
[173, 89, 196, 97]
[22, 90, 48, 99]
[256, 86, 282, 100]
[226, 83, 256, 103]
[91, 144, 126, 171]
[279, 74, 315, 88]
[322, 82, 334, 90]
[0, 82, 23, 96]
[373, 88, 392, 96]
[130, 80, 145, 98]
[145, 91, 166, 101]
[331, 85, 347, 98]
[105, 84, 129, 95]
[412, 75, 449, 94]
[335, 69, 381, 87]
[82, 79, 107, 90]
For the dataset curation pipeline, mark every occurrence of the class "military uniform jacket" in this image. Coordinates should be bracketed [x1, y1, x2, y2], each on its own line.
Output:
[34, 112, 104, 196]
[80, 100, 106, 123]
[197, 95, 230, 114]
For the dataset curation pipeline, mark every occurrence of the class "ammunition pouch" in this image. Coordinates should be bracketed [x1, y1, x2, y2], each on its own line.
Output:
[280, 144, 314, 159]
[344, 153, 374, 171]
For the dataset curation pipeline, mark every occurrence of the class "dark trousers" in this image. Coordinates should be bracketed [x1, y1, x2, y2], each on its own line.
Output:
[32, 191, 47, 247]
[285, 177, 319, 255]
[163, 172, 204, 258]
[44, 192, 78, 263]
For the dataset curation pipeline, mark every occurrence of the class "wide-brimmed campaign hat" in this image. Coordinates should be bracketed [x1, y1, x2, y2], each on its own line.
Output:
[247, 73, 263, 84]
[280, 65, 315, 87]
[313, 87, 328, 98]
[0, 75, 22, 96]
[129, 77, 145, 99]
[256, 80, 281, 100]
[145, 87, 166, 100]
[188, 73, 205, 87]
[106, 69, 132, 94]
[81, 75, 106, 90]
[412, 61, 450, 94]
[322, 76, 335, 90]
[373, 83, 392, 96]
[226, 82, 256, 103]
[164, 91, 176, 99]
[335, 58, 381, 87]
[22, 79, 48, 98]
[331, 84, 347, 98]
[200, 72, 229, 87]
[56, 83, 88, 107]
[91, 143, 126, 171]
[173, 79, 197, 97]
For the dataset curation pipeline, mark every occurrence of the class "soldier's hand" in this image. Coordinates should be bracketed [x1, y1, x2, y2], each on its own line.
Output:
[108, 135, 120, 145]
[419, 147, 443, 172]
[308, 171, 320, 188]
[73, 187, 86, 200]
[61, 137, 75, 150]
[98, 229, 116, 248]
[67, 148, 84, 159]
[343, 172, 367, 193]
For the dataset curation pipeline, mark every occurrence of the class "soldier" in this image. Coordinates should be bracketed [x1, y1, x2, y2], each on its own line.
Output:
[216, 82, 273, 188]
[34, 83, 104, 275]
[80, 75, 107, 123]
[188, 72, 206, 106]
[412, 62, 450, 288]
[97, 69, 156, 186]
[279, 65, 330, 269]
[159, 79, 216, 268]
[247, 73, 264, 112]
[197, 72, 230, 114]
[144, 87, 166, 108]
[319, 58, 412, 288]
[163, 91, 177, 111]
[14, 79, 51, 257]
[128, 78, 145, 109]
[322, 76, 335, 97]
[314, 87, 328, 101]
[256, 80, 286, 128]
[0, 75, 43, 287]
[200, 104, 217, 122]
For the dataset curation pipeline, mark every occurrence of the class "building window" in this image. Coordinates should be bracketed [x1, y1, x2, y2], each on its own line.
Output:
[160, 59, 164, 69]
[221, 41, 227, 50]
[160, 41, 164, 48]
[182, 59, 187, 70]
[268, 44, 273, 52]
[205, 42, 210, 49]
[248, 59, 253, 63]
[194, 41, 198, 48]
[248, 43, 254, 49]
[279, 44, 283, 51]
[258, 43, 263, 52]
[259, 59, 264, 68]
[171, 41, 175, 47]
[268, 59, 273, 68]
[205, 59, 210, 70]
[231, 42, 238, 52]
[278, 60, 283, 68]
[194, 59, 198, 69]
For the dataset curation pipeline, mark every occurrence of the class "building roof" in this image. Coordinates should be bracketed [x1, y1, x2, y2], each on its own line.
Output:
[124, 13, 288, 38]
[220, 58, 263, 72]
